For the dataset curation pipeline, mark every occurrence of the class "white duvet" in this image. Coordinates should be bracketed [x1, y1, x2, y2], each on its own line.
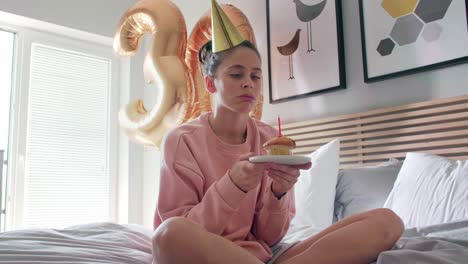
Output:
[2, 220, 468, 264]
[0, 222, 153, 263]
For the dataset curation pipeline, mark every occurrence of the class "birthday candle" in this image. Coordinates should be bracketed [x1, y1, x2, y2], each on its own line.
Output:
[278, 116, 282, 137]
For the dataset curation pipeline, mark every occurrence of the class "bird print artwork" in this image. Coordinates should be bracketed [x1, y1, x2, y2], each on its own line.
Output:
[293, 0, 327, 53]
[277, 29, 301, 80]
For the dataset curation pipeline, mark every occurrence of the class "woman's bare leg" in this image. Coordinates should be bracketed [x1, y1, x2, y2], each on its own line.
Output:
[152, 217, 262, 264]
[275, 208, 404, 264]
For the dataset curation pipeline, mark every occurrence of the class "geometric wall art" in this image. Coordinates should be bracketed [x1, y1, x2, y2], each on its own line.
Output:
[266, 0, 346, 103]
[360, 0, 468, 83]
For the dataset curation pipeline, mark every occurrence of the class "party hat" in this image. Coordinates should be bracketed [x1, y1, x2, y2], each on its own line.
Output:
[211, 0, 245, 52]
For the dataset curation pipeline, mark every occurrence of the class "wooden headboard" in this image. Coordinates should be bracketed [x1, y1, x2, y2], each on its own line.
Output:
[281, 95, 468, 169]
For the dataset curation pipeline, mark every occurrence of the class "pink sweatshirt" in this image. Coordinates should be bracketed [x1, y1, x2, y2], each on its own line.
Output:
[154, 112, 295, 262]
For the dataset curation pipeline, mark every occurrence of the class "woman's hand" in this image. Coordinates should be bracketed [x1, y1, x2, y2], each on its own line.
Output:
[229, 152, 271, 193]
[268, 162, 312, 198]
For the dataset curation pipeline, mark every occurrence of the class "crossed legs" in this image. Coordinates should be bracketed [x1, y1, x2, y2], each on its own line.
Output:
[274, 208, 404, 264]
[152, 216, 262, 264]
[152, 208, 404, 264]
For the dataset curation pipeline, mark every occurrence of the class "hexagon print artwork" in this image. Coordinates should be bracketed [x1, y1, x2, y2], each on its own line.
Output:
[359, 0, 468, 82]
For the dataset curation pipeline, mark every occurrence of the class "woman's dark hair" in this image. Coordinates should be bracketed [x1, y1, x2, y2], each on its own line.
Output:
[198, 40, 261, 77]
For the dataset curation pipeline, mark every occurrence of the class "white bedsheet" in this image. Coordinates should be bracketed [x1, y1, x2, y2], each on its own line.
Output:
[281, 224, 322, 244]
[0, 222, 153, 263]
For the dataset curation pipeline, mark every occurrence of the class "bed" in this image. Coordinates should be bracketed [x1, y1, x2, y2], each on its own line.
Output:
[282, 94, 468, 263]
[0, 223, 153, 263]
[0, 94, 467, 263]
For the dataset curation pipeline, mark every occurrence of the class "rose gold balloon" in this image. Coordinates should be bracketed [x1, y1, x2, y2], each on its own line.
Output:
[114, 0, 262, 148]
[114, 0, 195, 147]
[186, 4, 263, 120]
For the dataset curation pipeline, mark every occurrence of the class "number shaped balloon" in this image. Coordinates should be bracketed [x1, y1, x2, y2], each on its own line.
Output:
[114, 0, 263, 148]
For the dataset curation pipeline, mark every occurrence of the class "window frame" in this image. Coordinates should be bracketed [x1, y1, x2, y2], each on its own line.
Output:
[0, 12, 121, 231]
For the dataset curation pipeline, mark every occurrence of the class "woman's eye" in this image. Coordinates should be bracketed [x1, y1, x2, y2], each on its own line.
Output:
[252, 75, 261, 80]
[230, 73, 242, 78]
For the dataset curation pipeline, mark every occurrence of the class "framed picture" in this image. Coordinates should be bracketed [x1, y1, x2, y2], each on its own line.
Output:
[359, 0, 468, 83]
[266, 0, 346, 104]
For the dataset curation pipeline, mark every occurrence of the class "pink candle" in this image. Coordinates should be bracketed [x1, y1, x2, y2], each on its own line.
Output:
[278, 116, 282, 137]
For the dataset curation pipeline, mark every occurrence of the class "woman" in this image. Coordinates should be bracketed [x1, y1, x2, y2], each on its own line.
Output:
[151, 38, 404, 264]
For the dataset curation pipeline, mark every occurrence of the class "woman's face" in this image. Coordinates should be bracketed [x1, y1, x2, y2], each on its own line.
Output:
[209, 46, 262, 114]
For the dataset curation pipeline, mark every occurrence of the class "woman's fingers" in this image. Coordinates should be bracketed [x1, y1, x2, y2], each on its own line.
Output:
[291, 161, 312, 170]
[269, 164, 300, 177]
[239, 152, 255, 161]
[268, 170, 297, 185]
[266, 162, 310, 194]
[268, 173, 290, 187]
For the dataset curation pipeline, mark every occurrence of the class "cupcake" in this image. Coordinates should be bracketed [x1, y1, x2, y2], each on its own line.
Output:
[263, 136, 296, 155]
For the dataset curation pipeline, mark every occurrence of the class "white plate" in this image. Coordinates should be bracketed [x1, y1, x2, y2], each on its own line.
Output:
[249, 155, 311, 165]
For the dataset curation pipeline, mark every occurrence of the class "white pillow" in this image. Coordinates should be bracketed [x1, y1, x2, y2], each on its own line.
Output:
[384, 152, 468, 228]
[290, 139, 340, 229]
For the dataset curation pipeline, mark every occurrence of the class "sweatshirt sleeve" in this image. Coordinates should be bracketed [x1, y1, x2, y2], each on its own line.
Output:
[155, 131, 248, 234]
[252, 176, 295, 246]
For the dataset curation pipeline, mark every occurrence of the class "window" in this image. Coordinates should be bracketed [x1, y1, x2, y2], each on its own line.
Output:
[23, 44, 113, 228]
[2, 16, 119, 230]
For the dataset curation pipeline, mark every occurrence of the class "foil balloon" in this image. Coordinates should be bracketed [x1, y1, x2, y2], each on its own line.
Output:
[186, 3, 263, 121]
[114, 0, 262, 148]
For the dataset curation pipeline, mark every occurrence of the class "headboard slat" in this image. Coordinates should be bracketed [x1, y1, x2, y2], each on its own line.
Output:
[283, 102, 468, 135]
[281, 94, 468, 129]
[291, 121, 467, 141]
[342, 138, 468, 155]
[339, 147, 468, 163]
[282, 95, 468, 129]
[284, 111, 468, 136]
[298, 138, 468, 156]
[296, 129, 468, 148]
[339, 155, 468, 169]
[297, 129, 468, 149]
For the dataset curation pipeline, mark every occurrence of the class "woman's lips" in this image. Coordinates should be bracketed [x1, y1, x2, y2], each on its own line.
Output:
[239, 95, 256, 101]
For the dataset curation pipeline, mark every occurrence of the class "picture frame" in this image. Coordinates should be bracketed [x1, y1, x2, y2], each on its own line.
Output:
[359, 0, 468, 83]
[266, 0, 346, 104]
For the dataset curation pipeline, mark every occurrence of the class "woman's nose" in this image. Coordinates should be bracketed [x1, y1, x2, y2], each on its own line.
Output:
[242, 78, 253, 88]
